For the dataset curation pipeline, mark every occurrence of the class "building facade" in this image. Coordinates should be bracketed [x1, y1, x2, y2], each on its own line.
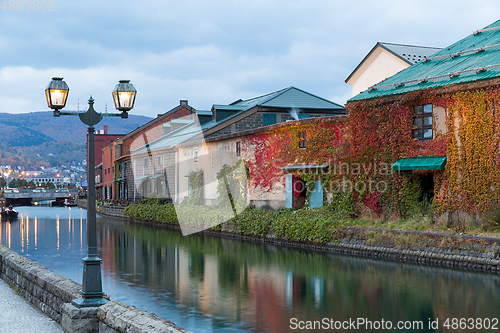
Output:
[117, 87, 347, 208]
[347, 19, 500, 225]
[100, 100, 196, 202]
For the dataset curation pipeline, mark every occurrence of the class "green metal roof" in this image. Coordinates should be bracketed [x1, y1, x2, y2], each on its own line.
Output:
[214, 86, 345, 112]
[350, 19, 500, 102]
[392, 156, 447, 171]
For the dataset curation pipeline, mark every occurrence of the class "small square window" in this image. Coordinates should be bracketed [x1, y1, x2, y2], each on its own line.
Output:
[263, 113, 277, 126]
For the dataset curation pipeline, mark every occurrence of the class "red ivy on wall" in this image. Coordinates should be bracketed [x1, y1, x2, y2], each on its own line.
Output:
[243, 121, 347, 193]
[242, 86, 500, 220]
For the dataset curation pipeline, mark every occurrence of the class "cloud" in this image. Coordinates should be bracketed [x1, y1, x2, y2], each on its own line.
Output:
[0, 0, 499, 117]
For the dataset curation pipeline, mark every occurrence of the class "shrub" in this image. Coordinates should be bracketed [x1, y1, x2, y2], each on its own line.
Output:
[230, 207, 278, 237]
[124, 202, 178, 225]
[271, 208, 332, 243]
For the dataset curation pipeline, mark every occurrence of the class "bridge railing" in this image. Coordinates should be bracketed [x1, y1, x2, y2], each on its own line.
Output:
[3, 188, 79, 194]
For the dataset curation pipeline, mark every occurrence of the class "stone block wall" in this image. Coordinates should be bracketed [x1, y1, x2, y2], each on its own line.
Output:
[96, 205, 128, 219]
[0, 245, 81, 324]
[98, 302, 191, 333]
[0, 246, 191, 333]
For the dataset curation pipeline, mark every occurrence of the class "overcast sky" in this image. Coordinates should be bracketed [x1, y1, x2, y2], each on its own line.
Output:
[0, 0, 499, 118]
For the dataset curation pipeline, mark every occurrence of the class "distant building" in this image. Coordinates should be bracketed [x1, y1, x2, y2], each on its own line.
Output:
[205, 86, 345, 138]
[23, 173, 64, 185]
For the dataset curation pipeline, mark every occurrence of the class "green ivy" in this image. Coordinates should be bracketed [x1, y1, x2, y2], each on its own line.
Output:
[183, 169, 204, 206]
[216, 160, 249, 211]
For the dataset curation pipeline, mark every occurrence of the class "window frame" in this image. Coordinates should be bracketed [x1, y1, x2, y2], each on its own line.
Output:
[299, 131, 307, 149]
[262, 113, 277, 126]
[412, 104, 433, 141]
[236, 141, 241, 156]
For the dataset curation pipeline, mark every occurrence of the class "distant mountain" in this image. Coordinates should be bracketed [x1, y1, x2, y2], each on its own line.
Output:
[0, 111, 153, 146]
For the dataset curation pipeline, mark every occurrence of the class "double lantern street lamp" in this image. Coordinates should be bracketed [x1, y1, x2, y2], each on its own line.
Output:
[45, 77, 137, 308]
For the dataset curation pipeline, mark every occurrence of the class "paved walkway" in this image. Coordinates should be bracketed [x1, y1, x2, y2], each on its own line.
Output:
[0, 279, 62, 333]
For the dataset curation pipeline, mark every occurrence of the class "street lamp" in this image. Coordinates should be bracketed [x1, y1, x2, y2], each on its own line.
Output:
[45, 77, 137, 307]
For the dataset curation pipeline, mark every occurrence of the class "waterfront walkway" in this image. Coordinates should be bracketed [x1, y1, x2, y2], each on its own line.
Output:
[0, 279, 62, 333]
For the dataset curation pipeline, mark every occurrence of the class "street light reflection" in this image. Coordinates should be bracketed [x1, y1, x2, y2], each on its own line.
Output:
[34, 217, 37, 249]
[56, 216, 60, 252]
[21, 218, 24, 253]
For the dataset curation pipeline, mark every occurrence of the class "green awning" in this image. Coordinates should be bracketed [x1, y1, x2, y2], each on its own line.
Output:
[392, 156, 447, 171]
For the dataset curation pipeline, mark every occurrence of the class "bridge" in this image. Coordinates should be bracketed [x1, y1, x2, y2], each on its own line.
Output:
[2, 189, 80, 205]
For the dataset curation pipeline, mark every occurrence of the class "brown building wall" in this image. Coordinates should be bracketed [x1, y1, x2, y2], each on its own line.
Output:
[92, 134, 124, 166]
[120, 106, 194, 156]
[102, 146, 114, 199]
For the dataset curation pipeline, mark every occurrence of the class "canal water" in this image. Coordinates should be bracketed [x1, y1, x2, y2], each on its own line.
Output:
[1, 206, 499, 332]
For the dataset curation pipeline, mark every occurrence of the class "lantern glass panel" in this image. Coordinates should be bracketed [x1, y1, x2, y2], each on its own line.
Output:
[119, 92, 134, 108]
[50, 89, 68, 106]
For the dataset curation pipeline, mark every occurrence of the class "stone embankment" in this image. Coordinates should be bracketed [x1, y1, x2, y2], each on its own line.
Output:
[112, 204, 500, 275]
[0, 245, 191, 333]
[204, 227, 500, 275]
[76, 199, 129, 220]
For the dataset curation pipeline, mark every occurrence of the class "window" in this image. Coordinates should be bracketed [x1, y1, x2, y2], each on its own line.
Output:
[263, 113, 277, 126]
[194, 149, 198, 162]
[298, 114, 310, 119]
[413, 104, 433, 141]
[299, 132, 307, 149]
[158, 156, 163, 165]
[236, 142, 241, 156]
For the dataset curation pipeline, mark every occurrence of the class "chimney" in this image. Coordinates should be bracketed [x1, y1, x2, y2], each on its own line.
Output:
[104, 125, 108, 134]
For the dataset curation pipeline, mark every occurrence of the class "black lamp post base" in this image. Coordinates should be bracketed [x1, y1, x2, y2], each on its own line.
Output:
[72, 297, 109, 308]
[73, 255, 107, 308]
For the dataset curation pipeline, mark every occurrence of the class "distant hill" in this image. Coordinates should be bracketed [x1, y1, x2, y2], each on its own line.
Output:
[0, 111, 152, 146]
[0, 111, 153, 169]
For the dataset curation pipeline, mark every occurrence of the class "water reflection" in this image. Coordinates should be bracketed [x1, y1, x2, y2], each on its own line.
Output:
[1, 207, 499, 332]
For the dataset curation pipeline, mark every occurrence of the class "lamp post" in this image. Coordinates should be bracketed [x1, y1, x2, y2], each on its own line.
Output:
[45, 77, 137, 307]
